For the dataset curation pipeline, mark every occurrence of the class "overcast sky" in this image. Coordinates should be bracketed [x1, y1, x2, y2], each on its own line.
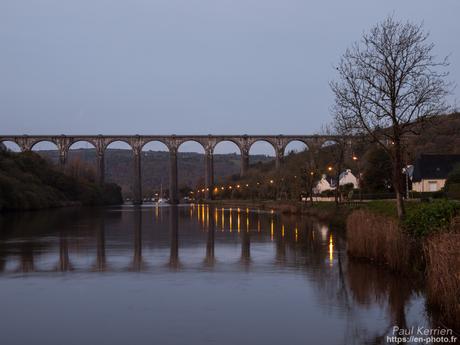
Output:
[1, 0, 459, 152]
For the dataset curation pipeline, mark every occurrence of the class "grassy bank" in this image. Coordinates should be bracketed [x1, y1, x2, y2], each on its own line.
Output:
[0, 150, 123, 212]
[346, 199, 460, 330]
[206, 199, 357, 227]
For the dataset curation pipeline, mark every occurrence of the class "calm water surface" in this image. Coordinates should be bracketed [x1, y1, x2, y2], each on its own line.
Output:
[0, 205, 432, 345]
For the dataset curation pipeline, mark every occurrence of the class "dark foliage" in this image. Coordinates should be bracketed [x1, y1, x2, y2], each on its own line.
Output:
[444, 164, 460, 200]
[0, 151, 122, 211]
[361, 146, 393, 192]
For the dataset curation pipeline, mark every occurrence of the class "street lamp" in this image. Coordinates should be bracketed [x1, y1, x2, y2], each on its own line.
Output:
[327, 166, 334, 188]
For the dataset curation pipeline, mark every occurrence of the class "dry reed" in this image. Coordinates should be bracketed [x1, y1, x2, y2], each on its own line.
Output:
[424, 233, 460, 330]
[346, 209, 414, 272]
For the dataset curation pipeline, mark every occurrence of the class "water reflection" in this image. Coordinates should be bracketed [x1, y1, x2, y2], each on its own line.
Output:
[0, 204, 418, 279]
[94, 220, 106, 272]
[131, 211, 144, 271]
[0, 205, 436, 345]
[0, 204, 345, 274]
[169, 206, 180, 270]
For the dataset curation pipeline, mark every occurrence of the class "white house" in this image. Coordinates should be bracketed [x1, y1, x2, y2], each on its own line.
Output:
[313, 170, 359, 194]
[411, 154, 460, 192]
[339, 169, 359, 189]
[313, 174, 332, 194]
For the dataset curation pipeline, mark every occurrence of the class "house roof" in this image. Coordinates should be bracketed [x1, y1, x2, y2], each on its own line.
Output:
[412, 154, 460, 182]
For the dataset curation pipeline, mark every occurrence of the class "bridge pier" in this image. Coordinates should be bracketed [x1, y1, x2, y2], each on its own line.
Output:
[133, 148, 142, 205]
[240, 149, 249, 176]
[169, 148, 179, 204]
[205, 149, 214, 200]
[58, 149, 67, 171]
[96, 151, 105, 186]
[275, 154, 281, 170]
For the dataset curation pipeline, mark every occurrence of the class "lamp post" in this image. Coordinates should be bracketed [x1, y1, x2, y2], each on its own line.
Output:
[352, 155, 362, 201]
[402, 166, 412, 200]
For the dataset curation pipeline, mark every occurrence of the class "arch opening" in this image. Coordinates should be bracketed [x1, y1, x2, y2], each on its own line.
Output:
[141, 141, 170, 202]
[30, 140, 59, 165]
[105, 141, 134, 200]
[320, 140, 340, 149]
[248, 140, 276, 165]
[284, 140, 309, 156]
[0, 140, 21, 153]
[177, 141, 205, 200]
[213, 141, 242, 196]
[67, 141, 97, 183]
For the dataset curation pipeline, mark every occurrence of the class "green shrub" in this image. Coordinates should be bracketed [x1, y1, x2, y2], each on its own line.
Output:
[445, 183, 460, 200]
[445, 164, 460, 200]
[409, 191, 446, 200]
[403, 200, 460, 237]
[365, 200, 398, 217]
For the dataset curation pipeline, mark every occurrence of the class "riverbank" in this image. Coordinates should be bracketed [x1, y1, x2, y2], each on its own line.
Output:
[205, 199, 358, 227]
[346, 200, 460, 331]
[0, 150, 123, 212]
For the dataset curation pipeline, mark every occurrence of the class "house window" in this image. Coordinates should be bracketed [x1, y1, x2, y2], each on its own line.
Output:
[428, 181, 438, 192]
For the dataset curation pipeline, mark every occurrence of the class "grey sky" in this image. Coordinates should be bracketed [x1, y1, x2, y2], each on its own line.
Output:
[1, 0, 459, 153]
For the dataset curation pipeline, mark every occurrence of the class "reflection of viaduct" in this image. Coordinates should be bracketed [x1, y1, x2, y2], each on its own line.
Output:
[2, 206, 333, 273]
[0, 135, 354, 204]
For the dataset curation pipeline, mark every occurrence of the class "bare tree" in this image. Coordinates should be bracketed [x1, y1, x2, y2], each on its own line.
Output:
[330, 16, 451, 218]
[321, 123, 349, 205]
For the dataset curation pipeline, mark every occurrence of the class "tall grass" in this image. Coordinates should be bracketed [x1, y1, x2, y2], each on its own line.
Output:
[346, 209, 417, 272]
[424, 233, 460, 330]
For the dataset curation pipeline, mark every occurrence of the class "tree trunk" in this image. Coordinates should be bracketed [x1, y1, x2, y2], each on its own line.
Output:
[393, 141, 406, 219]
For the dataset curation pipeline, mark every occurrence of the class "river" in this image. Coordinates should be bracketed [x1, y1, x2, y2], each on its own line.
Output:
[0, 205, 433, 345]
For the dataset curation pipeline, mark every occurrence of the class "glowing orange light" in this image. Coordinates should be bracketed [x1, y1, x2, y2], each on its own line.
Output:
[270, 219, 274, 241]
[329, 234, 334, 267]
[237, 213, 240, 233]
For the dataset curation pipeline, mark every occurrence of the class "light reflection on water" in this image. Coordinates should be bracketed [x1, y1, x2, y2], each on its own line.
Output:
[0, 204, 431, 345]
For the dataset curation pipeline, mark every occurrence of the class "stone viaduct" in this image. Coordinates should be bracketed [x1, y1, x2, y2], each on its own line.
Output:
[0, 134, 355, 204]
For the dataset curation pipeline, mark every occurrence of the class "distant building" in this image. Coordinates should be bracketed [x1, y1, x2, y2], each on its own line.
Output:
[338, 169, 359, 189]
[313, 174, 332, 194]
[411, 154, 460, 192]
[313, 170, 359, 194]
